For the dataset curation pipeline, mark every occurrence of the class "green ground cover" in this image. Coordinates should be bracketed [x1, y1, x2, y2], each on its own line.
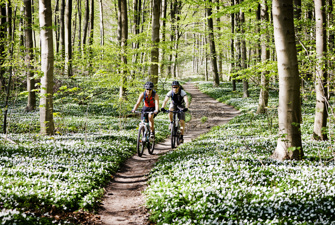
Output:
[0, 82, 172, 224]
[145, 82, 335, 225]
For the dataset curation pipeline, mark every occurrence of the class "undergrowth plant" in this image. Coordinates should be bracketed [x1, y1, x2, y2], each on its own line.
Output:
[0, 78, 173, 223]
[145, 81, 335, 225]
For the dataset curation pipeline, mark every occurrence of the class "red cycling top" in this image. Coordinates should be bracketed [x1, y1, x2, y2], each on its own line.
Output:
[144, 91, 156, 108]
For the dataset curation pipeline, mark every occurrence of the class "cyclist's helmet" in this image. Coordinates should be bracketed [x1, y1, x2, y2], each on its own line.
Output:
[144, 81, 154, 89]
[171, 81, 180, 87]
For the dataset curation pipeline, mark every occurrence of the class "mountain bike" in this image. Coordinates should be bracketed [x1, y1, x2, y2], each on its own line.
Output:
[164, 110, 182, 149]
[134, 111, 156, 157]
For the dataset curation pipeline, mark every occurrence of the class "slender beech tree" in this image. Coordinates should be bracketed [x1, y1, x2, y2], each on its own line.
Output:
[272, 0, 303, 160]
[160, 0, 167, 76]
[0, 2, 6, 91]
[327, 0, 333, 99]
[77, 0, 81, 52]
[24, 0, 36, 111]
[54, 0, 59, 53]
[99, 0, 104, 47]
[239, 0, 249, 98]
[39, 0, 55, 135]
[168, 0, 176, 77]
[59, 0, 65, 59]
[256, 0, 269, 114]
[82, 0, 89, 51]
[150, 0, 160, 86]
[119, 0, 128, 98]
[230, 0, 236, 91]
[313, 0, 328, 140]
[206, 0, 219, 87]
[216, 0, 223, 81]
[88, 0, 94, 70]
[64, 0, 72, 76]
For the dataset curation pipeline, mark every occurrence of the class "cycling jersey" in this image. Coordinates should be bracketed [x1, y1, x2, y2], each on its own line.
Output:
[166, 89, 187, 106]
[143, 90, 156, 108]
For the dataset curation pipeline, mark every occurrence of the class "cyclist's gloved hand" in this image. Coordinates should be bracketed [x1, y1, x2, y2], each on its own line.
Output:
[161, 108, 166, 112]
[154, 110, 158, 114]
[132, 109, 135, 113]
[183, 108, 188, 112]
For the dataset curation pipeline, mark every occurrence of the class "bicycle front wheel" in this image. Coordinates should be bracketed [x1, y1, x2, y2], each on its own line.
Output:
[171, 126, 175, 148]
[137, 126, 145, 157]
[148, 133, 155, 155]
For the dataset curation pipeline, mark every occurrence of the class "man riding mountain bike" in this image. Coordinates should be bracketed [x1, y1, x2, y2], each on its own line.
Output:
[161, 81, 189, 143]
[132, 81, 159, 141]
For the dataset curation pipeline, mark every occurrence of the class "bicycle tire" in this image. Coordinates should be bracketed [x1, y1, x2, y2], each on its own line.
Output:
[137, 126, 145, 157]
[171, 126, 175, 148]
[177, 130, 181, 145]
[148, 132, 155, 155]
[175, 128, 179, 147]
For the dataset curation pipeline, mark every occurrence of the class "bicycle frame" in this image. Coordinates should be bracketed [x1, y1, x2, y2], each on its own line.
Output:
[165, 110, 182, 148]
[134, 111, 156, 156]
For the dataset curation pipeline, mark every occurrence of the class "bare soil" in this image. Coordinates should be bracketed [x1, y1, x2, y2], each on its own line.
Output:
[96, 82, 240, 225]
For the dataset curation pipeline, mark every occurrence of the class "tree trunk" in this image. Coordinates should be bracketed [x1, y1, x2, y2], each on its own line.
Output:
[119, 0, 128, 98]
[39, 0, 55, 135]
[216, 1, 223, 81]
[206, 0, 219, 87]
[54, 0, 59, 53]
[24, 0, 36, 111]
[82, 0, 89, 49]
[272, 0, 303, 160]
[99, 0, 104, 47]
[59, 0, 65, 60]
[150, 0, 160, 86]
[257, 0, 269, 114]
[0, 3, 6, 91]
[230, 0, 235, 91]
[168, 0, 176, 77]
[64, 0, 72, 76]
[313, 0, 328, 140]
[77, 0, 81, 52]
[160, 0, 167, 76]
[89, 0, 94, 69]
[327, 0, 333, 100]
[240, 1, 248, 98]
[3, 3, 14, 134]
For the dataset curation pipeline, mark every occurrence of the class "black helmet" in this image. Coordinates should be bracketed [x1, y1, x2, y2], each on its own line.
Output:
[171, 81, 180, 86]
[144, 81, 154, 89]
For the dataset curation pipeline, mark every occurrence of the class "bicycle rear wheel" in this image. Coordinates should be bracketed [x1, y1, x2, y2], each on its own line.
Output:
[137, 126, 145, 157]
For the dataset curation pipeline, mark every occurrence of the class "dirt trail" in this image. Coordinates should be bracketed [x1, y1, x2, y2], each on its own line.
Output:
[97, 82, 240, 225]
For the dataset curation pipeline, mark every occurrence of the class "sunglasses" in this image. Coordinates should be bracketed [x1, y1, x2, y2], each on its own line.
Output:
[146, 89, 152, 91]
[172, 86, 179, 89]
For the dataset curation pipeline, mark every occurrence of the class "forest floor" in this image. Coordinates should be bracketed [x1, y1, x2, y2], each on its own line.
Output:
[95, 82, 240, 225]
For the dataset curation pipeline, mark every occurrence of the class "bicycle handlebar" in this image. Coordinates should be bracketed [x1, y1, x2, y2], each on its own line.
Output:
[131, 110, 159, 115]
[163, 110, 183, 113]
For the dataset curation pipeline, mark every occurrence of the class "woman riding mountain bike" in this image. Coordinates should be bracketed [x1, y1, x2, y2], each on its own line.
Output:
[161, 81, 189, 143]
[132, 81, 159, 141]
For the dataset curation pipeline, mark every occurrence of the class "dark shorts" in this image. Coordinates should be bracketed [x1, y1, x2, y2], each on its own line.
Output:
[141, 106, 157, 121]
[169, 103, 185, 121]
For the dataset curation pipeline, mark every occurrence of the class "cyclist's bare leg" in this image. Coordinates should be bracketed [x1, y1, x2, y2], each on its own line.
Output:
[180, 120, 185, 135]
[148, 113, 155, 133]
[168, 108, 173, 122]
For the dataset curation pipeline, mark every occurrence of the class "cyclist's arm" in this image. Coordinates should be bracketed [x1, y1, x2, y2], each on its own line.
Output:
[154, 94, 159, 113]
[161, 95, 170, 108]
[183, 95, 189, 108]
[133, 92, 144, 111]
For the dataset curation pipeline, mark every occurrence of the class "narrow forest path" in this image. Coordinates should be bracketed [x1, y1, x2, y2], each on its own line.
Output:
[97, 82, 240, 225]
